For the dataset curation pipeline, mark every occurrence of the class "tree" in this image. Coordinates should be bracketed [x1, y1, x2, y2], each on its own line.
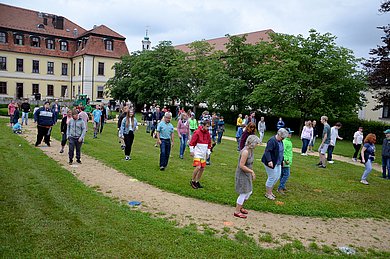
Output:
[363, 1, 390, 109]
[251, 30, 367, 124]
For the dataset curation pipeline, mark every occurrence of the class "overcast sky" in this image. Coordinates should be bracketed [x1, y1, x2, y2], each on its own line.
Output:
[3, 0, 389, 59]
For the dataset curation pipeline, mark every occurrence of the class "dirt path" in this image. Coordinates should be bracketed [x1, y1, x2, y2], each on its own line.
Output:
[19, 123, 390, 251]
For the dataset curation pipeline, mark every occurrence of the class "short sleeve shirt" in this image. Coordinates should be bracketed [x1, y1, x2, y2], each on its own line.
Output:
[92, 109, 102, 123]
[157, 121, 174, 139]
[323, 124, 331, 144]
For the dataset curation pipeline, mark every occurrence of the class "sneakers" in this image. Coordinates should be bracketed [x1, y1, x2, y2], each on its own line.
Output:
[196, 182, 203, 188]
[190, 180, 198, 189]
[328, 160, 334, 164]
[121, 144, 125, 150]
[125, 156, 131, 161]
[160, 166, 165, 171]
[317, 162, 323, 166]
[360, 180, 369, 185]
[46, 142, 51, 147]
[352, 158, 357, 162]
[76, 159, 82, 164]
[59, 149, 64, 153]
[301, 153, 308, 156]
[179, 155, 183, 159]
[69, 160, 73, 165]
[277, 188, 285, 195]
[318, 165, 326, 168]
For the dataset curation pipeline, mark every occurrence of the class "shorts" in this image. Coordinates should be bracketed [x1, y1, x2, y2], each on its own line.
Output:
[193, 158, 206, 168]
[318, 144, 329, 154]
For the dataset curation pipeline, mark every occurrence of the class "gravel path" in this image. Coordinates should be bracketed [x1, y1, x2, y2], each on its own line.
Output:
[18, 123, 390, 251]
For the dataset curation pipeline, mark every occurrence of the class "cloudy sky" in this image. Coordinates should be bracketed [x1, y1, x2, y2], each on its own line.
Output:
[3, 0, 388, 58]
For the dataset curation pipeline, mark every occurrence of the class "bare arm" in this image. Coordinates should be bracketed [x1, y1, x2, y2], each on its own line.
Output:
[239, 150, 255, 180]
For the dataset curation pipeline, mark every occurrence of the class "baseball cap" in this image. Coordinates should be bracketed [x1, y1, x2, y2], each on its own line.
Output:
[286, 128, 294, 134]
[384, 129, 390, 134]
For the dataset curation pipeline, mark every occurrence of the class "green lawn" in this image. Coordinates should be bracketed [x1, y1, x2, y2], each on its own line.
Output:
[1, 119, 337, 258]
[48, 120, 390, 219]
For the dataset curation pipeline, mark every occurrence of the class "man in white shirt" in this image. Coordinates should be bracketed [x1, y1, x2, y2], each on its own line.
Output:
[327, 122, 343, 163]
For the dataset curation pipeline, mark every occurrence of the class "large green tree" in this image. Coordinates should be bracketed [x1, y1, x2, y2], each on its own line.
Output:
[363, 1, 390, 109]
[250, 30, 367, 121]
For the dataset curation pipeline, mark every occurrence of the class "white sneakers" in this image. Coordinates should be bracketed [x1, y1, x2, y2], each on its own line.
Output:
[301, 153, 308, 156]
[352, 158, 357, 162]
[125, 156, 131, 161]
[328, 161, 335, 164]
[360, 180, 369, 185]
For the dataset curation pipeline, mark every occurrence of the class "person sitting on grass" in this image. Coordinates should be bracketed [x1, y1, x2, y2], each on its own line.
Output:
[234, 135, 261, 219]
[189, 119, 212, 189]
[67, 109, 86, 165]
[12, 122, 22, 134]
[277, 128, 294, 195]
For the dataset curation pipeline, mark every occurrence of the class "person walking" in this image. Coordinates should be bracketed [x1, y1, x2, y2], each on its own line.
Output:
[177, 113, 190, 159]
[262, 128, 288, 200]
[12, 104, 20, 126]
[277, 128, 294, 195]
[236, 114, 243, 131]
[300, 120, 313, 156]
[60, 109, 73, 153]
[217, 116, 225, 144]
[189, 119, 212, 189]
[233, 135, 261, 219]
[157, 112, 174, 170]
[100, 104, 107, 133]
[360, 133, 376, 185]
[146, 106, 153, 133]
[276, 117, 285, 130]
[257, 116, 266, 144]
[117, 106, 129, 150]
[189, 112, 198, 140]
[21, 99, 31, 126]
[92, 105, 102, 138]
[236, 124, 244, 151]
[120, 109, 138, 161]
[352, 127, 364, 162]
[327, 122, 343, 164]
[78, 106, 89, 132]
[381, 129, 390, 179]
[239, 122, 256, 151]
[67, 109, 86, 164]
[51, 99, 60, 124]
[34, 101, 55, 147]
[317, 116, 331, 168]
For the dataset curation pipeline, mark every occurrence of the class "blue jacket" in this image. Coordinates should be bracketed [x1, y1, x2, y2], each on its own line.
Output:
[34, 107, 55, 126]
[262, 136, 284, 168]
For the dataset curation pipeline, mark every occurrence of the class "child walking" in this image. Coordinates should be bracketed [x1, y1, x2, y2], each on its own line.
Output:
[119, 109, 138, 161]
[278, 128, 294, 195]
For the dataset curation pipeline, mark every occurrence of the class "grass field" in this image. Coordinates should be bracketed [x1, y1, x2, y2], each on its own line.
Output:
[46, 118, 390, 219]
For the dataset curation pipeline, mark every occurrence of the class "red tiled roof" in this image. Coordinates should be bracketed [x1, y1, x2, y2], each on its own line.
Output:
[0, 3, 86, 39]
[0, 3, 129, 58]
[74, 35, 129, 59]
[82, 25, 125, 39]
[175, 29, 274, 53]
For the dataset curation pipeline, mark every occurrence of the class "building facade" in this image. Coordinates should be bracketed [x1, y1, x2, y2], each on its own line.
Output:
[0, 3, 129, 101]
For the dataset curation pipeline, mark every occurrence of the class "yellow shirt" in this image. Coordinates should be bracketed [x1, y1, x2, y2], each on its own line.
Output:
[236, 117, 242, 126]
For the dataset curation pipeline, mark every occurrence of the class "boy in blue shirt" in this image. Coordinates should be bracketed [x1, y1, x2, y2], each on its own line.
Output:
[92, 105, 102, 138]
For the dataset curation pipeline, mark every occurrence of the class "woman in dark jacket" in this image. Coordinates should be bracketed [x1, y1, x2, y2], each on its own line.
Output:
[60, 110, 72, 153]
[262, 128, 289, 200]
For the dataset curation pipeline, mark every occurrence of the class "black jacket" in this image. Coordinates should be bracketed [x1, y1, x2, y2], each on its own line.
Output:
[61, 116, 68, 133]
[117, 113, 126, 129]
[262, 136, 284, 168]
[382, 138, 390, 157]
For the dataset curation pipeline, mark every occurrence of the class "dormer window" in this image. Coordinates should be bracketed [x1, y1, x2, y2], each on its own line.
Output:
[31, 36, 40, 47]
[46, 38, 55, 49]
[37, 24, 45, 29]
[105, 39, 113, 51]
[60, 40, 68, 51]
[0, 32, 7, 43]
[14, 34, 24, 45]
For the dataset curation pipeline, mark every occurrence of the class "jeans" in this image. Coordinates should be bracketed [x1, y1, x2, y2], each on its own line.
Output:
[327, 145, 335, 161]
[278, 167, 290, 189]
[382, 156, 390, 178]
[301, 138, 310, 153]
[22, 112, 29, 125]
[160, 139, 171, 168]
[361, 159, 372, 180]
[353, 144, 362, 159]
[309, 136, 316, 147]
[68, 137, 82, 161]
[124, 131, 135, 156]
[61, 132, 68, 146]
[179, 134, 188, 157]
[146, 121, 153, 133]
[217, 131, 223, 144]
[264, 164, 282, 188]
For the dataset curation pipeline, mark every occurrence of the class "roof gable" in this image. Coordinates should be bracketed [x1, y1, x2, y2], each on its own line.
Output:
[83, 25, 125, 39]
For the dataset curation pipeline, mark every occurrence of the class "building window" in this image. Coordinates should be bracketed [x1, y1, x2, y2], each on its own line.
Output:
[77, 85, 81, 95]
[14, 34, 24, 45]
[31, 36, 40, 47]
[16, 58, 23, 72]
[73, 63, 76, 75]
[98, 62, 104, 75]
[47, 61, 54, 74]
[32, 60, 39, 73]
[32, 84, 39, 94]
[78, 62, 81, 75]
[0, 82, 6, 94]
[0, 32, 7, 43]
[46, 39, 55, 49]
[383, 104, 390, 118]
[61, 63, 68, 75]
[0, 57, 6, 70]
[47, 84, 54, 96]
[97, 86, 104, 98]
[61, 85, 67, 97]
[105, 40, 113, 51]
[60, 40, 68, 51]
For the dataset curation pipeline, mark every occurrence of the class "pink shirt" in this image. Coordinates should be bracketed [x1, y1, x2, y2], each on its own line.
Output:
[177, 119, 190, 136]
[301, 126, 313, 140]
[8, 103, 15, 115]
[78, 111, 89, 130]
